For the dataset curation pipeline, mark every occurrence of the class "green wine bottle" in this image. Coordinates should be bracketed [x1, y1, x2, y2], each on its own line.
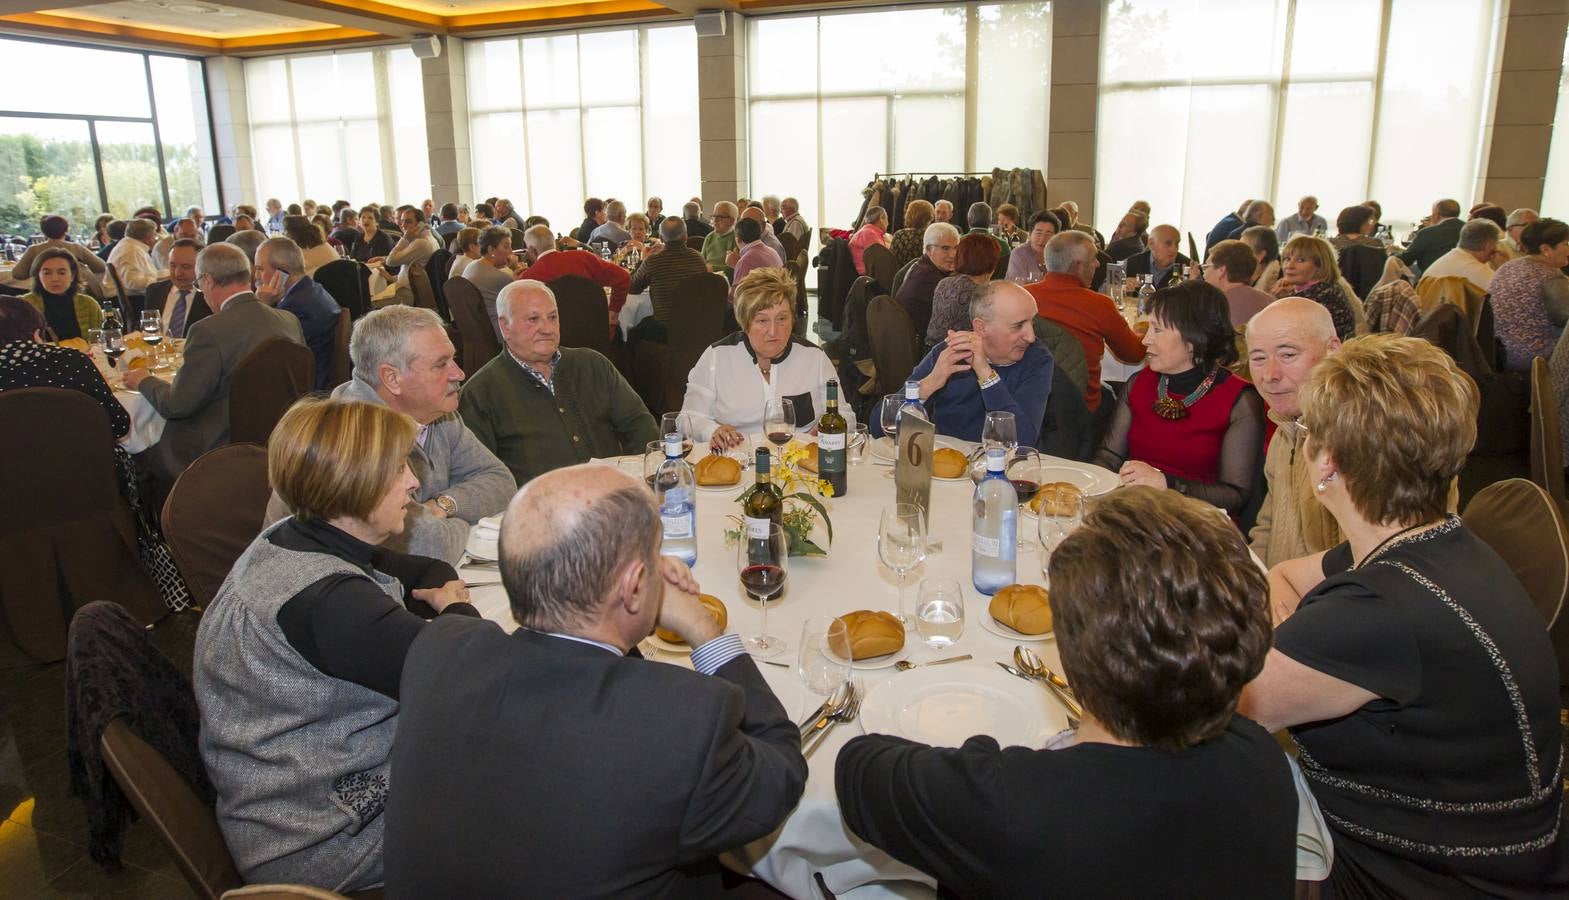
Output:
[743, 447, 783, 541]
[818, 379, 847, 496]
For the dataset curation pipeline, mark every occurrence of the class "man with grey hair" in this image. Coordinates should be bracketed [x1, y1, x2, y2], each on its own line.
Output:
[108, 215, 162, 294]
[1275, 195, 1327, 242]
[780, 196, 809, 246]
[589, 199, 631, 245]
[125, 242, 304, 487]
[894, 221, 960, 338]
[460, 280, 657, 485]
[1399, 198, 1465, 273]
[1420, 218, 1501, 293]
[255, 236, 342, 390]
[154, 217, 203, 269]
[517, 223, 631, 319]
[1503, 208, 1539, 260]
[385, 463, 806, 897]
[1226, 200, 1276, 240]
[263, 305, 512, 564]
[1026, 230, 1145, 413]
[682, 200, 713, 238]
[226, 228, 265, 264]
[933, 199, 954, 224]
[701, 201, 738, 275]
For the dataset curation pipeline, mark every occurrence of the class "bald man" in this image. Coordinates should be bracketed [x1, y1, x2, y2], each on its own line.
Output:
[386, 465, 807, 897]
[1245, 298, 1342, 567]
[1124, 224, 1189, 289]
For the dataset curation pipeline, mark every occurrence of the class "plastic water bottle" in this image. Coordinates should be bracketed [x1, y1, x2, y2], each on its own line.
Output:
[971, 447, 1017, 596]
[895, 380, 927, 438]
[655, 433, 697, 566]
[1136, 275, 1156, 314]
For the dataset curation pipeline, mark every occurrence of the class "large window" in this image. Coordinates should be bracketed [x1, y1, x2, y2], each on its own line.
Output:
[245, 47, 432, 209]
[0, 37, 218, 238]
[466, 24, 701, 229]
[1541, 43, 1569, 219]
[1096, 0, 1499, 235]
[748, 3, 1052, 235]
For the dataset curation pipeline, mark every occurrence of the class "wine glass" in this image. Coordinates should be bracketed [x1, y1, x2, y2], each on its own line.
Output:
[739, 522, 789, 658]
[848, 423, 871, 466]
[764, 397, 794, 450]
[798, 616, 851, 702]
[1038, 490, 1084, 583]
[982, 411, 1017, 454]
[915, 578, 965, 649]
[878, 503, 928, 627]
[102, 323, 126, 371]
[140, 310, 164, 370]
[1006, 448, 1044, 550]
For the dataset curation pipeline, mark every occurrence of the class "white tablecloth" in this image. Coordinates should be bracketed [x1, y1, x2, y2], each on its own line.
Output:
[116, 388, 166, 454]
[618, 291, 652, 340]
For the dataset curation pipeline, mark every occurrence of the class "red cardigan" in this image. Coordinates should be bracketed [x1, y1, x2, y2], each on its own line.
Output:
[519, 249, 631, 316]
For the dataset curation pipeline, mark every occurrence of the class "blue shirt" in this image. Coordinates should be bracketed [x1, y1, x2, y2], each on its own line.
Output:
[278, 276, 341, 390]
[906, 339, 1054, 446]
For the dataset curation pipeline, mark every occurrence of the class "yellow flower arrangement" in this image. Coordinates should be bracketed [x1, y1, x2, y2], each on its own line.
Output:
[727, 439, 835, 557]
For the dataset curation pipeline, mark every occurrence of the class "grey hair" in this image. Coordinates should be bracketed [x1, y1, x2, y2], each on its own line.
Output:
[1506, 208, 1538, 229]
[125, 218, 157, 242]
[762, 194, 780, 210]
[501, 480, 660, 633]
[1044, 230, 1096, 273]
[683, 201, 701, 218]
[258, 236, 304, 276]
[713, 201, 738, 219]
[934, 200, 953, 212]
[864, 206, 887, 227]
[479, 225, 512, 255]
[1243, 200, 1273, 224]
[968, 279, 1011, 323]
[659, 216, 687, 244]
[781, 196, 799, 212]
[646, 196, 662, 208]
[606, 199, 626, 223]
[1298, 195, 1318, 206]
[185, 205, 202, 217]
[226, 229, 265, 263]
[497, 279, 554, 326]
[522, 224, 555, 256]
[350, 305, 446, 376]
[196, 242, 251, 287]
[1458, 218, 1502, 251]
[922, 222, 960, 249]
[967, 201, 992, 229]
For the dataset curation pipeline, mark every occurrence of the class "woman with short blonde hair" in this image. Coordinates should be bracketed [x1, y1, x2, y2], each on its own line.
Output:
[195, 398, 478, 893]
[1272, 234, 1359, 340]
[1241, 335, 1566, 897]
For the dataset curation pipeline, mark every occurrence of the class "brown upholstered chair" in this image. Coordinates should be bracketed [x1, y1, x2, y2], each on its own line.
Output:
[686, 235, 706, 252]
[406, 262, 439, 314]
[549, 274, 612, 355]
[866, 294, 918, 396]
[778, 232, 798, 262]
[445, 276, 501, 376]
[0, 388, 162, 661]
[863, 243, 897, 295]
[329, 308, 352, 388]
[1530, 357, 1566, 508]
[160, 444, 270, 609]
[1463, 478, 1568, 628]
[630, 272, 730, 414]
[228, 338, 314, 446]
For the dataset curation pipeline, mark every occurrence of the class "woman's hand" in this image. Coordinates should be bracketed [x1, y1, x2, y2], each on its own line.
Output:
[413, 579, 471, 613]
[710, 424, 744, 451]
[1117, 460, 1168, 489]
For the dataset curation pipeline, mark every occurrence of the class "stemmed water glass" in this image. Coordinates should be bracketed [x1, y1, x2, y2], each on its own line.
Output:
[878, 503, 928, 627]
[982, 411, 1017, 454]
[848, 423, 870, 465]
[877, 394, 902, 440]
[740, 521, 790, 658]
[798, 616, 852, 703]
[764, 397, 795, 451]
[1038, 491, 1084, 583]
[914, 577, 965, 649]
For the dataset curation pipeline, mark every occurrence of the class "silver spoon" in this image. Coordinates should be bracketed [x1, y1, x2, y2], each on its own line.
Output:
[894, 653, 972, 671]
[1013, 646, 1084, 724]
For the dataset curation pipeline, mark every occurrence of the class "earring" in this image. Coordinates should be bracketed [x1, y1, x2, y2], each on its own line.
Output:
[1316, 472, 1335, 493]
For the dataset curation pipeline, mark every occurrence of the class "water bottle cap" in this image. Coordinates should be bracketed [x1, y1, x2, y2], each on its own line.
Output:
[664, 433, 682, 456]
[904, 381, 920, 398]
[986, 447, 1006, 472]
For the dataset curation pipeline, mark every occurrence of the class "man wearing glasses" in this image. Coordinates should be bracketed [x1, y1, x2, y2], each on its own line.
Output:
[701, 201, 739, 277]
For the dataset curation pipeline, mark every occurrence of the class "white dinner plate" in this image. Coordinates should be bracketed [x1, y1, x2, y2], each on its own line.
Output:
[1023, 463, 1120, 499]
[980, 612, 1054, 643]
[870, 434, 968, 463]
[851, 642, 911, 671]
[697, 480, 745, 493]
[859, 661, 1062, 748]
[645, 632, 692, 654]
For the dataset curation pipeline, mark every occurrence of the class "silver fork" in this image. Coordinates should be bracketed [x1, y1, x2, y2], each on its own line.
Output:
[803, 678, 862, 759]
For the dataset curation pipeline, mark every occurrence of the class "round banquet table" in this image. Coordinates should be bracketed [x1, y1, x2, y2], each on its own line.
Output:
[90, 339, 183, 454]
[459, 442, 1330, 898]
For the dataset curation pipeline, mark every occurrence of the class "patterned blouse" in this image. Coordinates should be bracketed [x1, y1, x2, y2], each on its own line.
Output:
[0, 340, 129, 439]
[1490, 256, 1568, 371]
[927, 275, 980, 349]
[889, 227, 925, 270]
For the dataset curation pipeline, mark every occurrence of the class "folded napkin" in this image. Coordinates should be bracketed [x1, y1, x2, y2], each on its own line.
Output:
[465, 514, 503, 562]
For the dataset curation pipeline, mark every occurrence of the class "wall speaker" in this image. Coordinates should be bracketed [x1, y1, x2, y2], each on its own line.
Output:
[411, 34, 442, 60]
[694, 11, 727, 38]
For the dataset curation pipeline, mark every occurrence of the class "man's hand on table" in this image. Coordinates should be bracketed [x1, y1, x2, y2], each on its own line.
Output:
[122, 366, 152, 390]
[655, 557, 720, 647]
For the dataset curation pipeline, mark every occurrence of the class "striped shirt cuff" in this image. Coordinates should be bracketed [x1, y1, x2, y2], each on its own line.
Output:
[689, 633, 747, 675]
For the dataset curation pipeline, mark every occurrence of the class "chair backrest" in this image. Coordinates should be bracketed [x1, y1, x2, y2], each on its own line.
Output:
[866, 294, 918, 395]
[668, 272, 731, 351]
[549, 274, 612, 354]
[106, 262, 131, 321]
[101, 719, 243, 900]
[406, 261, 439, 314]
[686, 235, 706, 251]
[864, 242, 897, 294]
[444, 276, 501, 376]
[890, 257, 918, 299]
[425, 249, 453, 320]
[1531, 357, 1566, 506]
[228, 338, 314, 446]
[329, 308, 352, 388]
[1464, 478, 1568, 629]
[313, 259, 370, 319]
[1033, 315, 1088, 397]
[1415, 275, 1487, 334]
[160, 443, 271, 608]
[206, 224, 236, 244]
[778, 232, 798, 262]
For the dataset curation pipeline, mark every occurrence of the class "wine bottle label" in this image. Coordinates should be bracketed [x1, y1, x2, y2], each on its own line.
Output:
[818, 433, 846, 450]
[661, 513, 693, 539]
[744, 515, 771, 540]
[972, 533, 1001, 558]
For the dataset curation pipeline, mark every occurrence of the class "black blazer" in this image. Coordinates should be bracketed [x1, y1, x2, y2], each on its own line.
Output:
[1398, 217, 1464, 274]
[144, 280, 212, 338]
[1124, 249, 1191, 288]
[386, 618, 807, 899]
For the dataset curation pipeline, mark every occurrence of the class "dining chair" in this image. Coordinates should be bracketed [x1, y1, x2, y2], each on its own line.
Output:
[314, 259, 370, 319]
[548, 274, 612, 355]
[160, 443, 271, 609]
[1463, 478, 1567, 628]
[424, 249, 453, 320]
[866, 294, 918, 397]
[1530, 357, 1566, 508]
[637, 271, 731, 414]
[444, 276, 501, 376]
[406, 262, 439, 315]
[889, 258, 917, 300]
[221, 886, 359, 899]
[206, 224, 236, 245]
[228, 338, 314, 446]
[0, 388, 163, 662]
[686, 235, 706, 252]
[106, 262, 132, 323]
[329, 308, 352, 388]
[863, 243, 897, 296]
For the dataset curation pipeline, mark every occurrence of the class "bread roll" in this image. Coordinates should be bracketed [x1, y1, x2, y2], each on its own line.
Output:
[1030, 482, 1084, 517]
[835, 610, 905, 660]
[654, 593, 728, 645]
[798, 442, 820, 474]
[988, 584, 1052, 635]
[695, 454, 741, 486]
[59, 337, 90, 354]
[126, 354, 149, 371]
[932, 447, 968, 478]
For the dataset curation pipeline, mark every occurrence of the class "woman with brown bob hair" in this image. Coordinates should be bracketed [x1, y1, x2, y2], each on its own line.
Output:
[889, 199, 934, 270]
[925, 232, 1001, 349]
[193, 398, 479, 892]
[1242, 335, 1567, 896]
[836, 486, 1296, 895]
[1272, 234, 1359, 340]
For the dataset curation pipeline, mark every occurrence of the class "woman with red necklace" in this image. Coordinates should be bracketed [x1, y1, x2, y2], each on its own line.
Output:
[1093, 281, 1264, 517]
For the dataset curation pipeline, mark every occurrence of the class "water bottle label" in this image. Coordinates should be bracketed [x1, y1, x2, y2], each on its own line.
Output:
[661, 513, 693, 539]
[973, 533, 1001, 558]
[818, 433, 846, 451]
[745, 515, 771, 539]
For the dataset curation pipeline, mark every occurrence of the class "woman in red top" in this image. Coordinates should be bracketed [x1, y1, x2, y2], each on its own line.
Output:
[1093, 281, 1264, 516]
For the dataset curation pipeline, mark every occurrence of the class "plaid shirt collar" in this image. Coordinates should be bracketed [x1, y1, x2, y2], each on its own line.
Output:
[507, 346, 562, 395]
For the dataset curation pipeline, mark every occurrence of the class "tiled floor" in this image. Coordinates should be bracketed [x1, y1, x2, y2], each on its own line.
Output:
[0, 613, 200, 899]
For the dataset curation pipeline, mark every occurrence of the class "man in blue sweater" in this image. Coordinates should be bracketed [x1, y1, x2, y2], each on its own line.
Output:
[255, 236, 341, 390]
[907, 280, 1053, 446]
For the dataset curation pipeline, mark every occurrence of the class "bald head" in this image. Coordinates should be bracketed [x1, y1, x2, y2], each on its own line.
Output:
[1246, 297, 1340, 417]
[1148, 224, 1180, 267]
[500, 465, 659, 635]
[1250, 297, 1336, 345]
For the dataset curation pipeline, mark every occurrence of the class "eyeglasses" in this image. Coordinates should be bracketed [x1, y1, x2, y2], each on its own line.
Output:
[715, 214, 734, 221]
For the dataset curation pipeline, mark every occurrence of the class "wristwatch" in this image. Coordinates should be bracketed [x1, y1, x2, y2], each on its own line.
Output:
[434, 494, 457, 517]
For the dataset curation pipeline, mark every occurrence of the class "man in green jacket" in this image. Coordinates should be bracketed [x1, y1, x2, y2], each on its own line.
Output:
[459, 279, 658, 486]
[701, 201, 739, 277]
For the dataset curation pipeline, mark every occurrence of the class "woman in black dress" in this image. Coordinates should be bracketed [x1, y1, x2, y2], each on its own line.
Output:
[1242, 334, 1567, 897]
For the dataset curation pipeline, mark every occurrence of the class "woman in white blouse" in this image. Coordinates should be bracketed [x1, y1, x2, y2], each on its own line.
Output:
[680, 267, 853, 449]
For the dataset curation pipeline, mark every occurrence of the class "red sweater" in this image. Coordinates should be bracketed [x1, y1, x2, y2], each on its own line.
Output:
[1026, 273, 1146, 411]
[519, 249, 631, 316]
[1126, 369, 1249, 483]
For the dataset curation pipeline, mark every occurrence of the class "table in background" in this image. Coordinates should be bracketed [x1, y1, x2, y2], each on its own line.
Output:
[617, 291, 653, 340]
[92, 339, 184, 454]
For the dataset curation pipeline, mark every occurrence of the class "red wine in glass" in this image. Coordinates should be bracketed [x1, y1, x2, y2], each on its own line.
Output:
[1010, 479, 1041, 502]
[766, 431, 792, 448]
[741, 563, 787, 599]
[105, 347, 124, 367]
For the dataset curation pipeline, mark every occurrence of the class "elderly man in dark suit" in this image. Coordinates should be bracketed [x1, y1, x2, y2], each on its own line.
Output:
[387, 464, 807, 898]
[145, 239, 213, 338]
[124, 242, 303, 487]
